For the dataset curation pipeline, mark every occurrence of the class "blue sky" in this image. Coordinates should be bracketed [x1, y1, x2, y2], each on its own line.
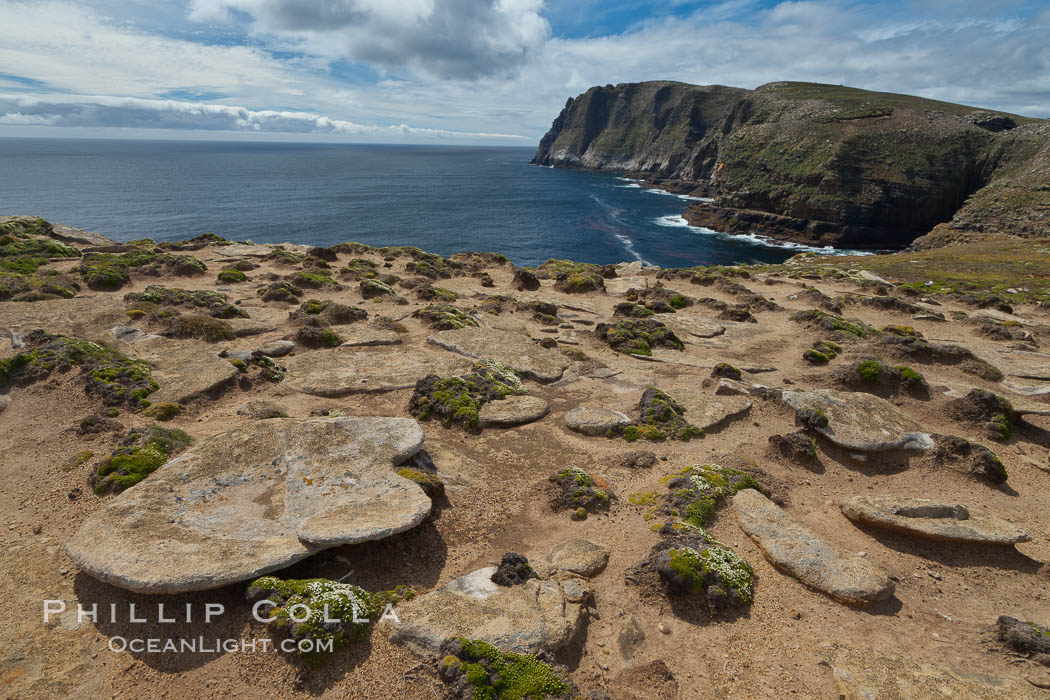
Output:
[0, 1, 1047, 143]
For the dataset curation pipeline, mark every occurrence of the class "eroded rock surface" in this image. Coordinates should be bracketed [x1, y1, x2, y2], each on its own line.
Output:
[841, 496, 1031, 545]
[733, 489, 894, 607]
[427, 327, 570, 382]
[284, 348, 470, 396]
[782, 389, 933, 452]
[66, 417, 430, 593]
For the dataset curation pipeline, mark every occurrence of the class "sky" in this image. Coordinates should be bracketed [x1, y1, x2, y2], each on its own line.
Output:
[0, 0, 1048, 144]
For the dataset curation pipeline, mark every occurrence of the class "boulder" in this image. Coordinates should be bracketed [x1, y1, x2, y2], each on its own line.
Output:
[236, 400, 289, 419]
[427, 327, 570, 382]
[782, 389, 933, 452]
[284, 348, 470, 396]
[66, 417, 431, 593]
[840, 496, 1030, 545]
[564, 406, 631, 436]
[258, 339, 294, 357]
[733, 489, 894, 607]
[478, 395, 549, 427]
[547, 538, 610, 578]
[388, 566, 587, 656]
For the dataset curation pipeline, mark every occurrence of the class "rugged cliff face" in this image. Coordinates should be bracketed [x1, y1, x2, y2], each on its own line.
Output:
[533, 81, 1050, 249]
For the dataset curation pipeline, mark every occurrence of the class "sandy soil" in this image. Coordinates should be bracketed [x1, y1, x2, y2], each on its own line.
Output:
[2, 239, 1049, 699]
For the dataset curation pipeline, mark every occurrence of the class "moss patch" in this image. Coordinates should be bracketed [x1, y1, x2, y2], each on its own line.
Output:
[439, 638, 572, 700]
[409, 360, 526, 431]
[93, 425, 191, 492]
[412, 304, 478, 330]
[1, 330, 158, 408]
[595, 318, 684, 356]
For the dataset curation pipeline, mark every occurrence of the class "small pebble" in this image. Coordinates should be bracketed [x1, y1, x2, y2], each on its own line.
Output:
[658, 622, 671, 634]
[790, 609, 802, 620]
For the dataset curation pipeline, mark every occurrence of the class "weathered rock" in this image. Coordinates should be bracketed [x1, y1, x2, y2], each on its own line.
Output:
[564, 406, 631, 436]
[105, 325, 161, 344]
[664, 317, 726, 340]
[215, 243, 272, 258]
[226, 318, 275, 337]
[236, 400, 289, 419]
[678, 394, 752, 432]
[478, 395, 549, 427]
[284, 348, 470, 396]
[257, 339, 294, 357]
[66, 417, 430, 593]
[333, 325, 402, 347]
[0, 296, 125, 340]
[388, 566, 586, 655]
[978, 349, 1050, 380]
[0, 395, 8, 414]
[621, 450, 657, 469]
[491, 552, 538, 586]
[782, 389, 933, 452]
[547, 538, 610, 578]
[127, 339, 239, 404]
[513, 268, 540, 291]
[715, 378, 751, 395]
[427, 327, 570, 382]
[733, 489, 894, 607]
[840, 496, 1030, 545]
[825, 643, 1033, 699]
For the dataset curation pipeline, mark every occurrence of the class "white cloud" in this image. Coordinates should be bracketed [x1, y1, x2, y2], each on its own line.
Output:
[0, 0, 1047, 142]
[0, 93, 527, 139]
[187, 0, 551, 79]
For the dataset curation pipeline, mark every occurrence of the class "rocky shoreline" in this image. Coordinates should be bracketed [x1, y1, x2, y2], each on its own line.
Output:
[3, 213, 1050, 697]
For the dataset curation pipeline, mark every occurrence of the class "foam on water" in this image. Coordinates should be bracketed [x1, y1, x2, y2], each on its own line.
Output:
[653, 215, 875, 257]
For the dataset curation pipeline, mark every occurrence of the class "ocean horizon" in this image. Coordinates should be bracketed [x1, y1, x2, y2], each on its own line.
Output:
[0, 137, 860, 268]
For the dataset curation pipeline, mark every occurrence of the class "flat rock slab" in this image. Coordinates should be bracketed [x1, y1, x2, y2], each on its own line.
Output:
[66, 417, 430, 593]
[547, 538, 610, 578]
[333, 325, 402, 347]
[427, 327, 570, 383]
[226, 318, 276, 337]
[977, 350, 1050, 380]
[665, 317, 726, 340]
[840, 496, 1031, 545]
[733, 489, 895, 607]
[679, 395, 752, 432]
[123, 339, 238, 404]
[478, 395, 549, 427]
[0, 296, 125, 340]
[824, 643, 1033, 699]
[941, 384, 1050, 416]
[284, 348, 471, 396]
[215, 243, 272, 258]
[564, 406, 631, 436]
[388, 566, 585, 655]
[782, 389, 933, 452]
[604, 276, 649, 296]
[973, 309, 1037, 326]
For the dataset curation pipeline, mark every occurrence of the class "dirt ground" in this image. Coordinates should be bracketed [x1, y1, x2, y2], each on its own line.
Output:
[2, 237, 1049, 699]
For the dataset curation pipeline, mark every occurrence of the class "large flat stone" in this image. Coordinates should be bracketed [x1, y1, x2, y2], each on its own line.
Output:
[333, 325, 402, 347]
[226, 318, 276, 337]
[284, 347, 470, 396]
[782, 389, 933, 452]
[733, 489, 895, 607]
[664, 317, 726, 340]
[66, 417, 430, 593]
[0, 296, 125, 340]
[679, 394, 752, 432]
[388, 566, 586, 655]
[124, 339, 239, 403]
[564, 406, 631, 436]
[840, 496, 1031, 545]
[478, 395, 549, 427]
[427, 327, 570, 383]
[977, 349, 1050, 380]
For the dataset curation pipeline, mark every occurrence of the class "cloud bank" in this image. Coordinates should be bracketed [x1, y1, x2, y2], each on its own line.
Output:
[0, 0, 1046, 142]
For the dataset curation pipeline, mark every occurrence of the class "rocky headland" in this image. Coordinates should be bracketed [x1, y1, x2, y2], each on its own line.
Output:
[533, 81, 1050, 250]
[3, 213, 1050, 697]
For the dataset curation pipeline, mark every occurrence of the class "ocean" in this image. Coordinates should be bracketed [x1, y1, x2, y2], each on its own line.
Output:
[0, 138, 859, 268]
